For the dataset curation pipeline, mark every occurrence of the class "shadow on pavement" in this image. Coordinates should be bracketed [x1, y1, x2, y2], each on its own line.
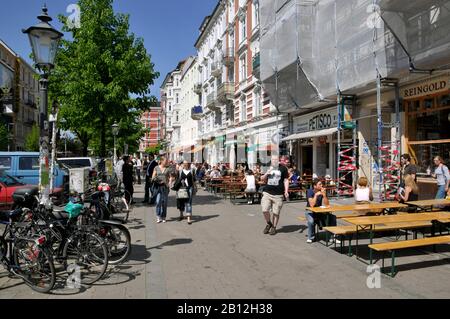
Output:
[191, 214, 220, 224]
[126, 244, 152, 264]
[380, 257, 450, 274]
[149, 238, 193, 250]
[277, 225, 308, 234]
[92, 270, 139, 286]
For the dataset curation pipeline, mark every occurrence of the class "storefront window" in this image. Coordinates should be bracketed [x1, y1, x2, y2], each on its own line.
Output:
[409, 143, 450, 175]
[406, 92, 450, 174]
[407, 107, 450, 141]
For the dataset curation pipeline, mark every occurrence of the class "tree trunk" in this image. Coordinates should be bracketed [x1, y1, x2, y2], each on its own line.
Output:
[100, 112, 106, 158]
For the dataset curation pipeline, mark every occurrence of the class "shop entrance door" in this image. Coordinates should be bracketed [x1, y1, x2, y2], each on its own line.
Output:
[302, 145, 313, 177]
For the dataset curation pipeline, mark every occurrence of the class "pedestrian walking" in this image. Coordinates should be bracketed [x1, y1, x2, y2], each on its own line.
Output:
[260, 155, 290, 236]
[135, 157, 142, 185]
[173, 161, 197, 224]
[432, 156, 450, 200]
[400, 154, 418, 186]
[122, 155, 134, 204]
[143, 154, 158, 204]
[152, 156, 174, 223]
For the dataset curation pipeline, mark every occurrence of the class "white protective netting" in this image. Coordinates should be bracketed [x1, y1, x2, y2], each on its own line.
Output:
[260, 0, 450, 112]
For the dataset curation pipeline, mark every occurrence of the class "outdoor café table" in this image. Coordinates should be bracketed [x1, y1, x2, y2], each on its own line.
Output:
[406, 199, 450, 212]
[342, 212, 450, 261]
[306, 203, 408, 244]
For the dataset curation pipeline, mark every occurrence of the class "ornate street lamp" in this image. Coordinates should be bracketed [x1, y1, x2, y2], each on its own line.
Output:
[23, 5, 63, 206]
[112, 122, 119, 165]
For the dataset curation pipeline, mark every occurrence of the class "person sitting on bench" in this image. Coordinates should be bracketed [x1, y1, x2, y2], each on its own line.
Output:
[305, 179, 338, 244]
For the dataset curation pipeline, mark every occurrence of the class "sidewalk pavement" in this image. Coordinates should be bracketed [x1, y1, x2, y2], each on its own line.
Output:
[1, 184, 449, 299]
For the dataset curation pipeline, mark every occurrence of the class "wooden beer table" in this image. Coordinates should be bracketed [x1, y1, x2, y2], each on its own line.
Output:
[342, 212, 450, 262]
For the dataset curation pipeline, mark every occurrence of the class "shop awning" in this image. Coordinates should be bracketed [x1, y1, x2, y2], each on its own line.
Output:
[281, 127, 338, 142]
[189, 144, 206, 153]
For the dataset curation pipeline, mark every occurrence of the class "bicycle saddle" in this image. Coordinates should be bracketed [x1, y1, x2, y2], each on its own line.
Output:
[51, 206, 70, 220]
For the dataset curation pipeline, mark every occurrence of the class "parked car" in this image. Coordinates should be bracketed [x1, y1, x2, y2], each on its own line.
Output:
[0, 152, 67, 188]
[57, 157, 98, 178]
[0, 170, 38, 210]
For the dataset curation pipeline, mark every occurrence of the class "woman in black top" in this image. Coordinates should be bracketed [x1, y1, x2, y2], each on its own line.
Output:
[122, 155, 134, 204]
[174, 161, 196, 224]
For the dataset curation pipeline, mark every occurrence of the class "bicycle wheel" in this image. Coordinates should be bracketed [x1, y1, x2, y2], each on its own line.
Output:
[62, 231, 109, 285]
[13, 240, 56, 294]
[100, 224, 131, 265]
[110, 194, 130, 221]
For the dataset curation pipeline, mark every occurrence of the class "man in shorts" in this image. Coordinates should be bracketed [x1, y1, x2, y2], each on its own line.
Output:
[261, 155, 289, 236]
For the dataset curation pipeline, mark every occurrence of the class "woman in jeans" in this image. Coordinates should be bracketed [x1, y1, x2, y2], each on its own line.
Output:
[174, 161, 196, 224]
[152, 156, 174, 223]
[432, 156, 450, 200]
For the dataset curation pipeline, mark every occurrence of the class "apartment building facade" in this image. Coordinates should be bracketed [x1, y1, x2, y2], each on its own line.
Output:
[1, 39, 39, 151]
[188, 0, 285, 168]
[160, 60, 186, 161]
[139, 105, 163, 155]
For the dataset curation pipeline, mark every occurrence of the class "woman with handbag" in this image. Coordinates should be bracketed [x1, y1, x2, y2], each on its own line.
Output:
[151, 156, 174, 223]
[174, 161, 197, 225]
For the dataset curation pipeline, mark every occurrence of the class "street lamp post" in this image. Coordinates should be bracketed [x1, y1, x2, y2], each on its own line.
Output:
[112, 122, 119, 166]
[23, 5, 63, 206]
[49, 101, 58, 193]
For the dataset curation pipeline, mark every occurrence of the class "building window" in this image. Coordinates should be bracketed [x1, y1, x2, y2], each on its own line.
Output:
[169, 89, 172, 97]
[176, 93, 179, 104]
[253, 88, 262, 117]
[239, 53, 247, 83]
[405, 92, 450, 175]
[240, 95, 247, 122]
[253, 0, 260, 29]
[240, 15, 247, 42]
[169, 102, 172, 112]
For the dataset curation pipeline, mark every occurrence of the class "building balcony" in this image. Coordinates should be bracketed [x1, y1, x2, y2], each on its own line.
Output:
[211, 62, 222, 78]
[206, 92, 220, 111]
[217, 82, 235, 104]
[172, 121, 181, 128]
[252, 52, 260, 78]
[194, 83, 203, 95]
[222, 48, 235, 66]
[191, 106, 203, 121]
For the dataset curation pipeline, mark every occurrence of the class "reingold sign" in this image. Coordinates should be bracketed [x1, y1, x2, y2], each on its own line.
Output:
[402, 77, 449, 99]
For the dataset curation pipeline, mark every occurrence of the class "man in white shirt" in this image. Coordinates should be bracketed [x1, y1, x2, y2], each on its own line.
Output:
[209, 166, 221, 179]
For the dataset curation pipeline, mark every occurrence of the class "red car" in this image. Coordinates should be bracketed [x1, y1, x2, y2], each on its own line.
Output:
[0, 171, 37, 210]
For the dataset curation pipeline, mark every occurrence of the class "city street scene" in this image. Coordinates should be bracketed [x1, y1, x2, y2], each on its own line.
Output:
[0, 0, 450, 301]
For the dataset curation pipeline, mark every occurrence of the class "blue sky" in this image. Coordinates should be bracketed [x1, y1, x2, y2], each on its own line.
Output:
[0, 0, 217, 97]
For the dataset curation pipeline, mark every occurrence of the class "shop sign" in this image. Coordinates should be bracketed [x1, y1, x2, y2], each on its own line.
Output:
[402, 76, 449, 99]
[293, 107, 339, 134]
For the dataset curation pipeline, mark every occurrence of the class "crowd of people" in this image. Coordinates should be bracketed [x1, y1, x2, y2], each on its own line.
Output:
[112, 152, 450, 243]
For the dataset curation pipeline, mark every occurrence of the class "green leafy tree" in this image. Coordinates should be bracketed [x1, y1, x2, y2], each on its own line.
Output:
[0, 122, 8, 151]
[25, 124, 40, 151]
[145, 142, 163, 155]
[50, 0, 159, 157]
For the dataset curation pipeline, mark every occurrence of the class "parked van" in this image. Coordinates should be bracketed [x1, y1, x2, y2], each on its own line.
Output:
[0, 152, 67, 188]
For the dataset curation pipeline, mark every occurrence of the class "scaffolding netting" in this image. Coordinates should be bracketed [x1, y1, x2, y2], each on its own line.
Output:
[260, 0, 450, 113]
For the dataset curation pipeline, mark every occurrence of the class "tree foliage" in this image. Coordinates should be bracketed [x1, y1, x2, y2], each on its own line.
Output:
[25, 124, 40, 152]
[49, 0, 159, 157]
[145, 142, 163, 156]
[0, 122, 8, 151]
